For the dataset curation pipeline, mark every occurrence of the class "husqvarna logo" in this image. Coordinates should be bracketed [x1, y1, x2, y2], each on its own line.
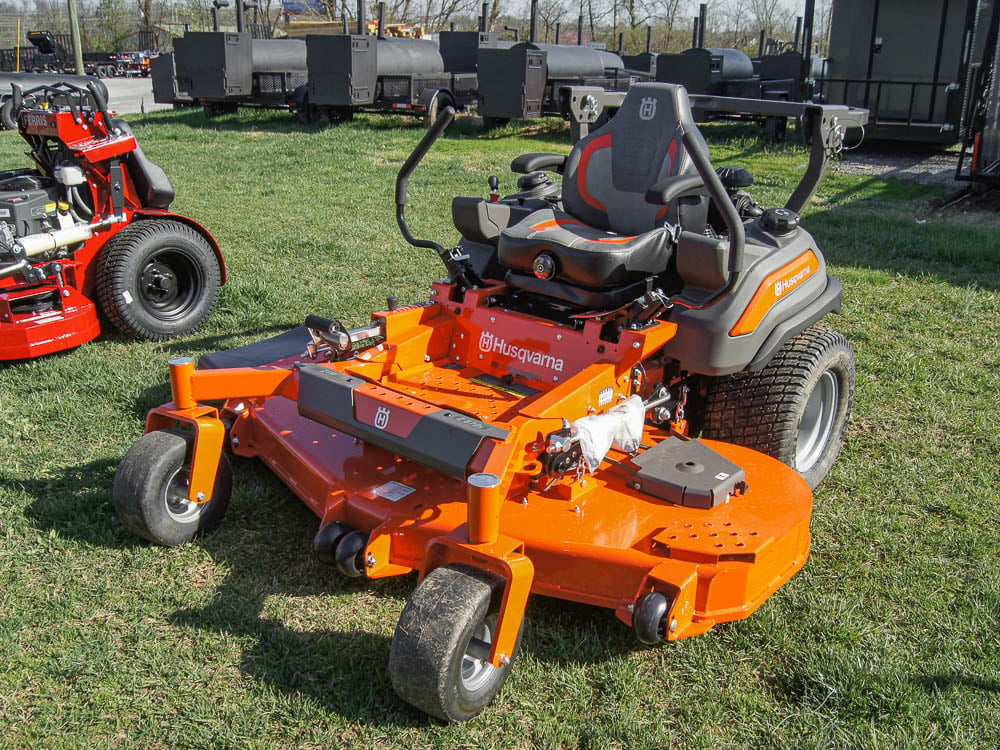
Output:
[479, 331, 565, 372]
[374, 406, 391, 430]
[639, 97, 657, 120]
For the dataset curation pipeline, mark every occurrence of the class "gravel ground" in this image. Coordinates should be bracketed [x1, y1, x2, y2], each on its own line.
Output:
[831, 143, 963, 187]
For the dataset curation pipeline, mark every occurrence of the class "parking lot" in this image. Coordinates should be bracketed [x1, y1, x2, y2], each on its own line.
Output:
[103, 75, 171, 115]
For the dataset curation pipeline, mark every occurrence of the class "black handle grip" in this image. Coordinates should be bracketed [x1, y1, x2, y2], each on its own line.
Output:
[304, 315, 338, 334]
[395, 106, 455, 207]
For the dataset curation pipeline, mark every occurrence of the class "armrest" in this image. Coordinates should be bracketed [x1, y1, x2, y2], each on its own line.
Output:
[644, 174, 706, 205]
[511, 152, 567, 175]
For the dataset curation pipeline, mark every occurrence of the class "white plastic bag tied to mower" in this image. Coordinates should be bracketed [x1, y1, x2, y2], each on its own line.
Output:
[574, 395, 645, 473]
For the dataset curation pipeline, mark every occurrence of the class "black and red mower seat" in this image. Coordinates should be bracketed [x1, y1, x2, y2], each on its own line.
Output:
[498, 83, 710, 307]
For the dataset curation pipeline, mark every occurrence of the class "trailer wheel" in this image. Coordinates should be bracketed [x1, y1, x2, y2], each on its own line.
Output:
[0, 99, 16, 130]
[113, 429, 232, 546]
[96, 219, 221, 341]
[764, 116, 788, 143]
[389, 564, 519, 721]
[423, 91, 454, 128]
[700, 325, 855, 489]
[203, 102, 238, 118]
[482, 116, 509, 131]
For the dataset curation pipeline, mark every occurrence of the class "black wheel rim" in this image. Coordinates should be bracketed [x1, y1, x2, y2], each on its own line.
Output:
[138, 249, 204, 322]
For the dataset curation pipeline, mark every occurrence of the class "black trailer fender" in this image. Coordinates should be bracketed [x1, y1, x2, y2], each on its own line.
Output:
[418, 87, 454, 112]
[292, 84, 310, 109]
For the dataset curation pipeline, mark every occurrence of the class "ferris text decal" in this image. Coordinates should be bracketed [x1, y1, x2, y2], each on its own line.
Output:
[21, 113, 51, 130]
[479, 331, 564, 372]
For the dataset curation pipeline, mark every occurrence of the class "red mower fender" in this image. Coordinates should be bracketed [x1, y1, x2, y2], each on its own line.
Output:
[132, 210, 228, 284]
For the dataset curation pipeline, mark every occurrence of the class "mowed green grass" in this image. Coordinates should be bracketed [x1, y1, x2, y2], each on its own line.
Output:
[1, 108, 998, 748]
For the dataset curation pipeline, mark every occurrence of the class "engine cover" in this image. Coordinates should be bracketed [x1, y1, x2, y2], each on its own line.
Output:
[0, 169, 60, 238]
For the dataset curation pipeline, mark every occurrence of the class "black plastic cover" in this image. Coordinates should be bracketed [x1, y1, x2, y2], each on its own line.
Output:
[631, 437, 746, 509]
[199, 326, 310, 369]
[297, 364, 509, 478]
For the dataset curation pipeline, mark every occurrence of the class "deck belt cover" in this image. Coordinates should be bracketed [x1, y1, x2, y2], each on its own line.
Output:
[297, 363, 510, 478]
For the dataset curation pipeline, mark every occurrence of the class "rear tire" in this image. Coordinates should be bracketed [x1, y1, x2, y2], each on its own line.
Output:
[700, 325, 855, 489]
[389, 564, 520, 721]
[113, 429, 232, 546]
[96, 219, 221, 341]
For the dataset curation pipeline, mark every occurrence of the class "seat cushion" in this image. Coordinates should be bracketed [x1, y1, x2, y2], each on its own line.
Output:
[498, 207, 674, 289]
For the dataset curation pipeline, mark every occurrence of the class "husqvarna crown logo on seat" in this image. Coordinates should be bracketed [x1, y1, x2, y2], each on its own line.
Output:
[374, 406, 391, 430]
[639, 97, 657, 120]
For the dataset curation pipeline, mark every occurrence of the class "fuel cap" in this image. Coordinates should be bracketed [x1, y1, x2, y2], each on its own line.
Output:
[761, 207, 800, 234]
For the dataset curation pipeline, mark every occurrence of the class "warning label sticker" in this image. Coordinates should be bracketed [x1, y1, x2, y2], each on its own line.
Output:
[373, 481, 416, 502]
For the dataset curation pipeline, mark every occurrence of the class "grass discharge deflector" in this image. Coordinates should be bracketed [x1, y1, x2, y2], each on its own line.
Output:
[114, 84, 866, 721]
[0, 81, 224, 360]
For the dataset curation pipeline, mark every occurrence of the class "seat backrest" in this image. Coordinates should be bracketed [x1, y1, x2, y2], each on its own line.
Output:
[562, 83, 708, 236]
[111, 118, 176, 210]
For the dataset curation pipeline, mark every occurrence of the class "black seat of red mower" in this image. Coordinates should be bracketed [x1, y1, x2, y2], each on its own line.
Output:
[112, 119, 175, 210]
[498, 83, 710, 308]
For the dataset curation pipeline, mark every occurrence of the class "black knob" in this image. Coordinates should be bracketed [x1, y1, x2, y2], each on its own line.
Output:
[715, 165, 754, 189]
[761, 207, 800, 235]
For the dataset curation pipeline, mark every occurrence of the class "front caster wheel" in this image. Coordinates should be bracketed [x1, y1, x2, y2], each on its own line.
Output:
[313, 521, 351, 565]
[633, 591, 671, 645]
[112, 429, 232, 545]
[334, 530, 368, 577]
[388, 564, 520, 722]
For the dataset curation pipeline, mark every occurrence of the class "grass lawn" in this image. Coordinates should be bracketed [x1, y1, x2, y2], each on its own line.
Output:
[0, 107, 998, 749]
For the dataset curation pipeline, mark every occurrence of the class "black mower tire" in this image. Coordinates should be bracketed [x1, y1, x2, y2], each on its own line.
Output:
[700, 325, 855, 489]
[0, 99, 17, 130]
[113, 429, 232, 546]
[96, 219, 221, 341]
[389, 564, 520, 722]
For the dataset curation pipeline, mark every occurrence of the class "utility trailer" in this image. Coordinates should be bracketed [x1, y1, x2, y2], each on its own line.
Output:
[166, 0, 310, 116]
[150, 53, 193, 107]
[819, 0, 993, 143]
[298, 2, 489, 125]
[645, 2, 822, 141]
[172, 31, 307, 116]
[477, 39, 641, 128]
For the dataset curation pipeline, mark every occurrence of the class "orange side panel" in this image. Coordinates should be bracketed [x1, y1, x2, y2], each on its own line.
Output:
[730, 249, 820, 336]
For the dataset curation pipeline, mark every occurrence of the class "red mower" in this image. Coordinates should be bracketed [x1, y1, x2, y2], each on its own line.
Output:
[0, 82, 224, 361]
[113, 84, 866, 721]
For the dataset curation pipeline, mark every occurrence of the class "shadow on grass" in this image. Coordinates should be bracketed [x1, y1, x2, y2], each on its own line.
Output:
[18, 456, 129, 550]
[914, 672, 1000, 693]
[22, 445, 637, 723]
[805, 190, 1000, 290]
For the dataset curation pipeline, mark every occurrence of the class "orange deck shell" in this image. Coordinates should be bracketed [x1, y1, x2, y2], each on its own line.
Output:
[151, 281, 814, 659]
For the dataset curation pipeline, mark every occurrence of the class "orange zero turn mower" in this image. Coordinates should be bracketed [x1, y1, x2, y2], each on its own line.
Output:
[113, 84, 867, 721]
